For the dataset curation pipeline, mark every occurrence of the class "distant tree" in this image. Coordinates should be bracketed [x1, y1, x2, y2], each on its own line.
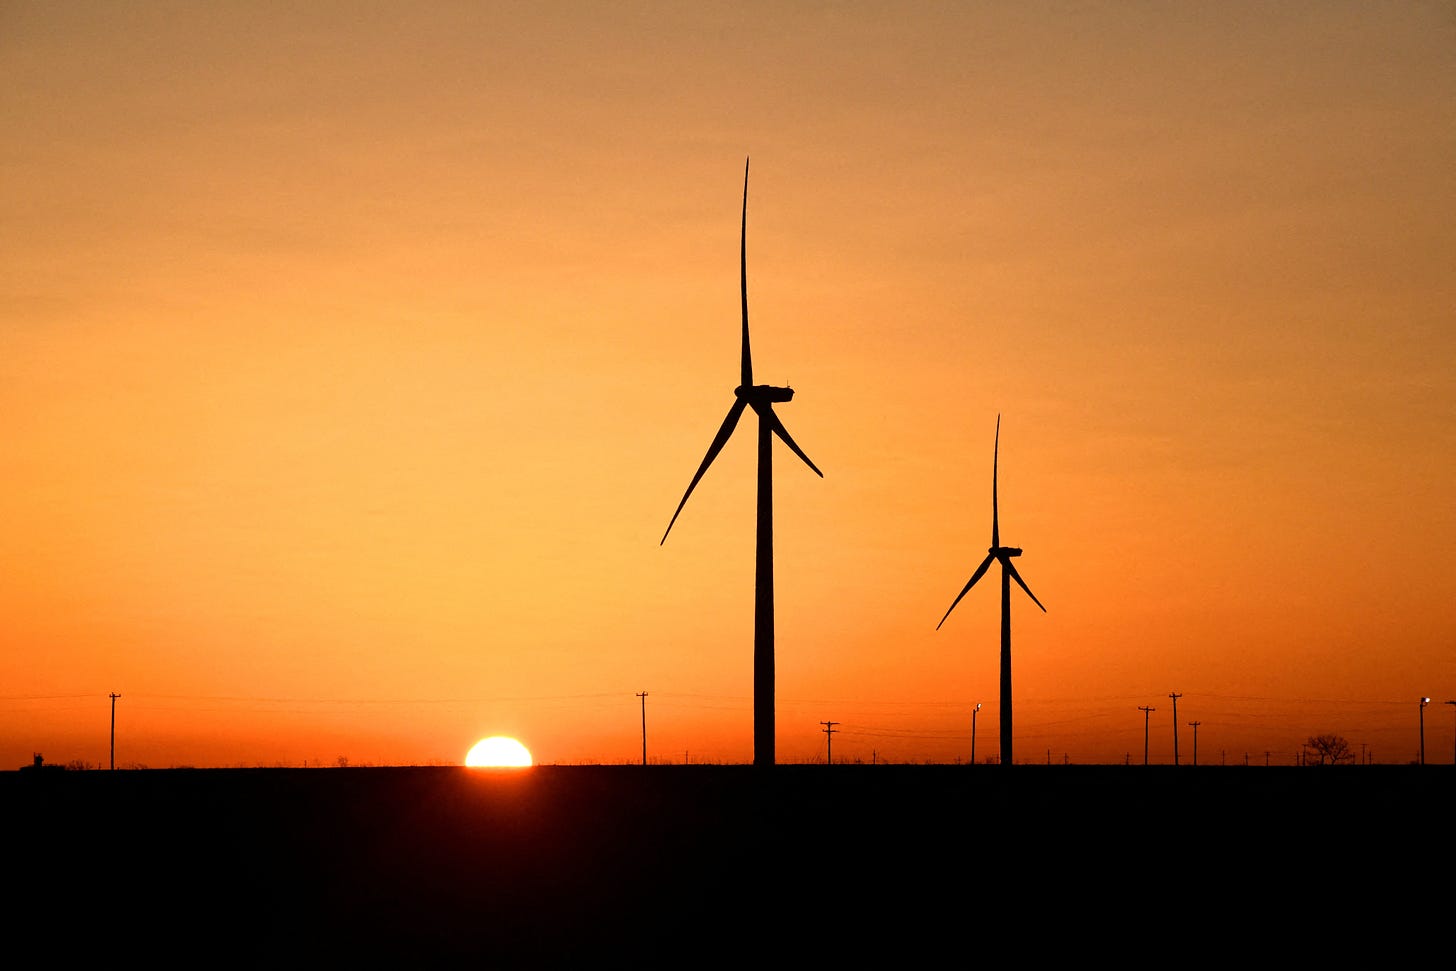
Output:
[1305, 734, 1354, 765]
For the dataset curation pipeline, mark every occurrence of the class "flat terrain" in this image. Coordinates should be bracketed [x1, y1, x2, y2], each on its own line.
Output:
[6, 764, 1447, 963]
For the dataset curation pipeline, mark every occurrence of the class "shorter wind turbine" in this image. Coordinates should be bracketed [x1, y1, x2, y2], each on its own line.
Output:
[936, 415, 1045, 766]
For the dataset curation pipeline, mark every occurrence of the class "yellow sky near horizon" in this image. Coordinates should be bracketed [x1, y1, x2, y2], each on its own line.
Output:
[3, 2, 1453, 768]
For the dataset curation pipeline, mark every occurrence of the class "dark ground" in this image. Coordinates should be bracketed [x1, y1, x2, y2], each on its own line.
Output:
[5, 764, 1448, 964]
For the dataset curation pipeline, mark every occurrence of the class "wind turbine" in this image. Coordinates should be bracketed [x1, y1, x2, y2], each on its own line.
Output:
[936, 415, 1045, 767]
[661, 157, 823, 768]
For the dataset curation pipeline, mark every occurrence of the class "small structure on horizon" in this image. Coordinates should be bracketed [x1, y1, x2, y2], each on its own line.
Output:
[20, 753, 66, 773]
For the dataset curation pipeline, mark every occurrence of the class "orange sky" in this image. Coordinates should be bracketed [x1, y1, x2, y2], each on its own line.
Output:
[3, 2, 1453, 768]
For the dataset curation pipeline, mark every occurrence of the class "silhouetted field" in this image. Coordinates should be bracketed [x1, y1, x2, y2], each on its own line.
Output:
[6, 764, 1447, 962]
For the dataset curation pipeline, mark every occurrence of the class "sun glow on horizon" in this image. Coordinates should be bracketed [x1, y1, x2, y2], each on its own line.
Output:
[465, 736, 534, 768]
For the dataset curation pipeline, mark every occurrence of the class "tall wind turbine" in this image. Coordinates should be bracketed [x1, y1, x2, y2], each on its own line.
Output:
[661, 157, 823, 768]
[936, 415, 1045, 766]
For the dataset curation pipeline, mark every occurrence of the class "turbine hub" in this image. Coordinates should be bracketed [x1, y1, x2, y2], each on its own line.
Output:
[735, 384, 794, 403]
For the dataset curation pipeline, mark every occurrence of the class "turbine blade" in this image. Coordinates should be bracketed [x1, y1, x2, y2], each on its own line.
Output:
[740, 157, 753, 389]
[661, 398, 749, 545]
[763, 406, 823, 477]
[991, 414, 1001, 548]
[1004, 558, 1047, 612]
[935, 553, 996, 630]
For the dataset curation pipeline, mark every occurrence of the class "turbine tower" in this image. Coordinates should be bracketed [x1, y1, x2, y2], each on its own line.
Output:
[936, 415, 1045, 766]
[661, 157, 823, 768]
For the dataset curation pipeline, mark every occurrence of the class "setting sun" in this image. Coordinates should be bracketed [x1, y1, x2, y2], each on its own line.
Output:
[465, 736, 533, 768]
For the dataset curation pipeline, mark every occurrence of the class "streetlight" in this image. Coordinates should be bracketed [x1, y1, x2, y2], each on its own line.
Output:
[1419, 698, 1430, 765]
[971, 702, 981, 766]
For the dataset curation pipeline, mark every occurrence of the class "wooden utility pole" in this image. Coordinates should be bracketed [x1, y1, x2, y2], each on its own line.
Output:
[820, 720, 839, 764]
[636, 691, 648, 766]
[1139, 705, 1156, 765]
[1188, 720, 1201, 766]
[109, 692, 121, 770]
[1168, 692, 1182, 765]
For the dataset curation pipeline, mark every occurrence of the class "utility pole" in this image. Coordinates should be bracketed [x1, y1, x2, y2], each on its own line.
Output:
[636, 691, 648, 766]
[1168, 692, 1182, 765]
[1188, 721, 1201, 766]
[1139, 706, 1156, 765]
[820, 720, 839, 764]
[109, 692, 121, 770]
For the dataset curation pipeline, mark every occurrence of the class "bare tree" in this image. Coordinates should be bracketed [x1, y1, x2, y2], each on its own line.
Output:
[1305, 734, 1354, 765]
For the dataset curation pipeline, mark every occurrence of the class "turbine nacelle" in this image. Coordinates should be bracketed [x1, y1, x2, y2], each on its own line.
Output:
[735, 384, 795, 404]
[993, 546, 1023, 558]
